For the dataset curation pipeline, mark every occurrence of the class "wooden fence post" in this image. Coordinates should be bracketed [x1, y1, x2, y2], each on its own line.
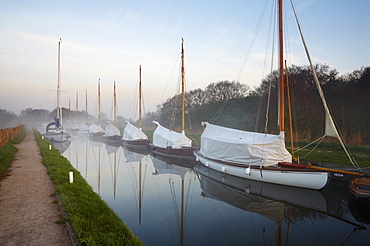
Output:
[0, 125, 24, 148]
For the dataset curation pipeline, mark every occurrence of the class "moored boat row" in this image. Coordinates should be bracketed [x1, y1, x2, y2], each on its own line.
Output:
[42, 1, 367, 193]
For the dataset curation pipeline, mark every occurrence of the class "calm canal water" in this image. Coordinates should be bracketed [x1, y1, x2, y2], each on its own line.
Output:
[58, 135, 370, 246]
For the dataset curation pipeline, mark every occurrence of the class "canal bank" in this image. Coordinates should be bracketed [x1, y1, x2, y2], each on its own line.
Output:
[0, 130, 73, 245]
[0, 129, 144, 245]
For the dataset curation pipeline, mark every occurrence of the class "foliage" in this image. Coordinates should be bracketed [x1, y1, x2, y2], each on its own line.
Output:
[0, 127, 26, 180]
[203, 80, 250, 103]
[0, 143, 17, 180]
[151, 80, 251, 131]
[33, 130, 144, 246]
[144, 64, 370, 146]
[0, 108, 18, 128]
[20, 107, 50, 124]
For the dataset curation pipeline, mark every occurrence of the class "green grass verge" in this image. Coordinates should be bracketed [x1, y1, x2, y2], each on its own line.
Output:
[287, 141, 370, 167]
[33, 129, 144, 246]
[0, 127, 26, 180]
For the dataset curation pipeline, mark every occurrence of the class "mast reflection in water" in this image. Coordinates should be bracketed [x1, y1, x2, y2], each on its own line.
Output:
[61, 136, 370, 246]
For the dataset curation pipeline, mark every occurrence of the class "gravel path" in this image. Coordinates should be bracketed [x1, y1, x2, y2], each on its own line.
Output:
[0, 130, 72, 245]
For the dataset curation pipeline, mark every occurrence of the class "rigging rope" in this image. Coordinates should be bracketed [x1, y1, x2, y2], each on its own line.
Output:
[160, 52, 181, 104]
[263, 0, 277, 133]
[294, 135, 326, 159]
[289, 0, 362, 172]
[210, 0, 269, 124]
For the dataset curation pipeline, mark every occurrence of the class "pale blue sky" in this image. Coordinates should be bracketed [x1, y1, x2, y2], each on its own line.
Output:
[1, 0, 369, 120]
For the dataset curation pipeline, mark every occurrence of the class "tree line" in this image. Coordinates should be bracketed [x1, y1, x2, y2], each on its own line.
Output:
[1, 64, 369, 145]
[143, 64, 370, 145]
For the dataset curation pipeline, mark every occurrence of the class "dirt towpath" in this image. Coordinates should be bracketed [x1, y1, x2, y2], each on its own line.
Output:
[0, 130, 72, 245]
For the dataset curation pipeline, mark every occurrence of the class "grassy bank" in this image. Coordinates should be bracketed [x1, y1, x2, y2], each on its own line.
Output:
[33, 130, 144, 246]
[0, 127, 26, 180]
[287, 141, 370, 167]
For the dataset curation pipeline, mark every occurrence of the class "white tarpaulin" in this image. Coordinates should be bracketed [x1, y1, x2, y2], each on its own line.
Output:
[104, 122, 121, 137]
[122, 121, 148, 140]
[71, 121, 79, 130]
[199, 123, 291, 167]
[79, 122, 89, 132]
[89, 123, 105, 134]
[152, 121, 192, 148]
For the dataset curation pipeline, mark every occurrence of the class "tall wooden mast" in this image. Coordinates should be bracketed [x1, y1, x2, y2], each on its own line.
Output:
[85, 90, 88, 125]
[68, 99, 71, 123]
[57, 38, 62, 126]
[139, 65, 142, 129]
[278, 1, 284, 242]
[98, 78, 101, 126]
[279, 0, 285, 132]
[181, 39, 185, 133]
[76, 92, 78, 123]
[114, 81, 117, 126]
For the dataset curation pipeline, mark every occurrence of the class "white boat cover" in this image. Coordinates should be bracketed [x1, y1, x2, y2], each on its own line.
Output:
[104, 122, 121, 137]
[122, 121, 148, 140]
[89, 123, 105, 134]
[152, 121, 192, 149]
[71, 121, 79, 130]
[199, 122, 291, 167]
[78, 122, 89, 132]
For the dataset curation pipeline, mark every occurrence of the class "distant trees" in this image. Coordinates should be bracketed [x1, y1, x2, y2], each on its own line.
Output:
[204, 81, 250, 103]
[150, 80, 250, 130]
[19, 108, 50, 124]
[0, 108, 18, 128]
[143, 64, 370, 145]
[2, 64, 369, 145]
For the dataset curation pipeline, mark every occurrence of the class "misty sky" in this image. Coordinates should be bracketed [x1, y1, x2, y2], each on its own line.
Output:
[1, 0, 369, 121]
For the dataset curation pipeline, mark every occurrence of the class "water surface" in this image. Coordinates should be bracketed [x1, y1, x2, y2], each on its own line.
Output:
[60, 136, 370, 245]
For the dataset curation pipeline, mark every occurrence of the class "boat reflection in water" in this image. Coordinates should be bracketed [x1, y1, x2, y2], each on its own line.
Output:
[151, 154, 196, 246]
[62, 137, 369, 246]
[194, 164, 367, 246]
[51, 140, 71, 154]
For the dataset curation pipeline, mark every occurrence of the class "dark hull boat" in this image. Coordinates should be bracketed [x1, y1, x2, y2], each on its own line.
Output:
[122, 66, 149, 149]
[123, 138, 149, 149]
[349, 177, 370, 206]
[150, 143, 195, 159]
[151, 41, 195, 159]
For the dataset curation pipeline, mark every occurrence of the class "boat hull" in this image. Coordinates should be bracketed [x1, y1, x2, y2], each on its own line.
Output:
[104, 135, 122, 143]
[194, 151, 328, 190]
[89, 132, 104, 141]
[122, 139, 149, 149]
[349, 177, 370, 206]
[150, 144, 195, 159]
[77, 130, 89, 136]
[43, 131, 71, 142]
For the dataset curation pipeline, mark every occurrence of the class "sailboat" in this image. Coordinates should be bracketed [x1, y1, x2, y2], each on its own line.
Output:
[44, 38, 71, 142]
[122, 65, 149, 148]
[151, 39, 195, 159]
[77, 90, 90, 136]
[89, 79, 105, 139]
[104, 81, 122, 142]
[194, 0, 364, 190]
